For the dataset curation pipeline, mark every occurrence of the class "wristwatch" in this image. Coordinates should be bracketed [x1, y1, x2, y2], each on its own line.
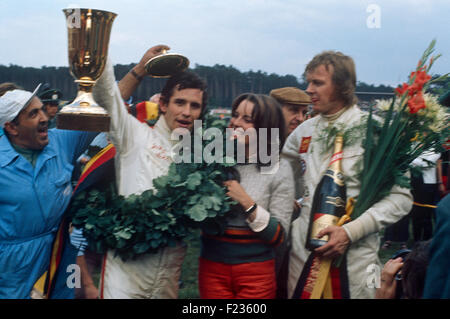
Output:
[245, 203, 257, 215]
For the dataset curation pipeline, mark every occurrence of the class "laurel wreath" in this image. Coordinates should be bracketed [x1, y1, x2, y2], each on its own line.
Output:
[69, 116, 237, 261]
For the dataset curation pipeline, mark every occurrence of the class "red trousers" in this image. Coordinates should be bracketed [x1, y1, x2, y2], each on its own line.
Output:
[198, 257, 276, 299]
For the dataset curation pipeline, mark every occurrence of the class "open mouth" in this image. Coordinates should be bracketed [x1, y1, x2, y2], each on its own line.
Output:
[230, 127, 245, 139]
[176, 119, 192, 128]
[37, 125, 48, 138]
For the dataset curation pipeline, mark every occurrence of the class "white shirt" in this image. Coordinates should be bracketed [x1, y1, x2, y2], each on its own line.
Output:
[411, 151, 441, 184]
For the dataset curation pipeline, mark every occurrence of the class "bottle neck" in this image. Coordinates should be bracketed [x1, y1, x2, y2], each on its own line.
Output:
[329, 135, 344, 171]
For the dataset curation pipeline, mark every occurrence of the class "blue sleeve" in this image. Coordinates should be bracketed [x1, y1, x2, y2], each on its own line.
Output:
[51, 129, 98, 164]
[423, 195, 450, 299]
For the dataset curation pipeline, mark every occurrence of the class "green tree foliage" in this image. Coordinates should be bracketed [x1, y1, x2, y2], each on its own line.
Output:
[0, 63, 413, 108]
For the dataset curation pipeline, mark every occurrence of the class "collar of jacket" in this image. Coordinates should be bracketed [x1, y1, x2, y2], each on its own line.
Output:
[0, 132, 57, 168]
[320, 105, 353, 123]
[155, 115, 186, 147]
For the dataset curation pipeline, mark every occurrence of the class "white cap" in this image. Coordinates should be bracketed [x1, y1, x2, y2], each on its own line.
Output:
[0, 83, 42, 128]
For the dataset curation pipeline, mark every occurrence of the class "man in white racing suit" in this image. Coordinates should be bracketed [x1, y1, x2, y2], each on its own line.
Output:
[92, 45, 208, 298]
[282, 51, 413, 298]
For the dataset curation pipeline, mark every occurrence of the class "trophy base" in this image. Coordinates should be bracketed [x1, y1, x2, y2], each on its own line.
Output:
[56, 112, 110, 132]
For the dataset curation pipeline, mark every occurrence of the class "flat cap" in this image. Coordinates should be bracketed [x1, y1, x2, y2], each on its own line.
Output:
[38, 83, 62, 104]
[270, 87, 311, 105]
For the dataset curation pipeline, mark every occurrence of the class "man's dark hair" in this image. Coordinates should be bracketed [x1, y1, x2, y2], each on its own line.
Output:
[160, 71, 208, 117]
[0, 82, 23, 98]
[402, 240, 431, 299]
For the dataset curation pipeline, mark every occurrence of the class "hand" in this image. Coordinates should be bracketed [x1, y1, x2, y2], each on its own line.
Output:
[375, 257, 404, 299]
[134, 44, 170, 76]
[83, 283, 99, 299]
[314, 226, 350, 259]
[438, 183, 446, 195]
[79, 157, 90, 165]
[294, 200, 301, 212]
[223, 180, 254, 211]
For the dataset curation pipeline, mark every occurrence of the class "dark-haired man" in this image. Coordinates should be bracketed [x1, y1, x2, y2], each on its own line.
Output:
[282, 51, 412, 299]
[92, 45, 208, 298]
[0, 82, 96, 298]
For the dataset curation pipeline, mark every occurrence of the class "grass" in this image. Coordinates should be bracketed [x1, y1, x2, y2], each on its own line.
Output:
[178, 232, 201, 299]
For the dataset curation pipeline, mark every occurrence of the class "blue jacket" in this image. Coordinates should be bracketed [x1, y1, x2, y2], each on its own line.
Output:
[0, 129, 96, 298]
[423, 194, 450, 299]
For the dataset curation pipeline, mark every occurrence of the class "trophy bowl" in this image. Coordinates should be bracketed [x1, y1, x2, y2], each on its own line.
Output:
[145, 49, 190, 78]
[57, 8, 117, 132]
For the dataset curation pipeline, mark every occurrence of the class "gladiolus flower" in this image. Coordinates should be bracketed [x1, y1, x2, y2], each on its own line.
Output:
[407, 91, 426, 114]
[409, 68, 432, 95]
[395, 83, 409, 96]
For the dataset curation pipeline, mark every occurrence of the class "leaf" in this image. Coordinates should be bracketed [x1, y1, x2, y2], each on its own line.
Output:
[115, 229, 133, 240]
[186, 172, 202, 190]
[187, 204, 208, 222]
[187, 194, 201, 205]
[133, 242, 150, 254]
[69, 114, 235, 261]
[208, 195, 223, 211]
[153, 175, 169, 190]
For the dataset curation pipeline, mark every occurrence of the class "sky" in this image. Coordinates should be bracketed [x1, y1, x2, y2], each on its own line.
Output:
[0, 0, 449, 86]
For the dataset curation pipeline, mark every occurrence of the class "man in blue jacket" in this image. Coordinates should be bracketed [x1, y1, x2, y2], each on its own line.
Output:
[0, 82, 97, 298]
[423, 194, 450, 298]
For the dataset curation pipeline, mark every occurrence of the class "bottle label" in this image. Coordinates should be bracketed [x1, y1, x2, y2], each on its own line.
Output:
[330, 151, 343, 166]
[310, 213, 339, 241]
[324, 170, 345, 186]
[325, 195, 346, 208]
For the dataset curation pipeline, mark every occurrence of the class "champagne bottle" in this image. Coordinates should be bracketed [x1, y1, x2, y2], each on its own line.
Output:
[306, 134, 346, 251]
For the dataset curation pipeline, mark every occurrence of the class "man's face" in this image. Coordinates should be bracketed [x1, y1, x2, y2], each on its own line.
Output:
[9, 96, 49, 150]
[44, 103, 58, 119]
[305, 64, 343, 115]
[282, 104, 308, 135]
[159, 87, 203, 131]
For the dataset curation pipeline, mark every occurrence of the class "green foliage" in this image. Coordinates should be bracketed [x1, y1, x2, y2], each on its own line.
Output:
[69, 115, 236, 261]
[315, 117, 368, 155]
[353, 41, 450, 219]
[0, 63, 395, 108]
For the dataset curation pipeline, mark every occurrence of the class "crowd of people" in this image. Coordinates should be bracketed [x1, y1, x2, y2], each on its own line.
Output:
[0, 43, 449, 300]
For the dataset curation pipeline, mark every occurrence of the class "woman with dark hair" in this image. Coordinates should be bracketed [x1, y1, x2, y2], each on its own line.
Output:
[198, 93, 295, 299]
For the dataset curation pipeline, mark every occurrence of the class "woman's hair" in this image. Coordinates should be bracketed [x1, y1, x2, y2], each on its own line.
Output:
[305, 51, 357, 107]
[231, 93, 286, 168]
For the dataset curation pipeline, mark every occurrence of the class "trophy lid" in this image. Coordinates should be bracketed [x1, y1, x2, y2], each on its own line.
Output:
[145, 52, 190, 78]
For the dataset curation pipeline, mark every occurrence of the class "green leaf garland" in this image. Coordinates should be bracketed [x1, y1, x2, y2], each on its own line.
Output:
[69, 115, 236, 261]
